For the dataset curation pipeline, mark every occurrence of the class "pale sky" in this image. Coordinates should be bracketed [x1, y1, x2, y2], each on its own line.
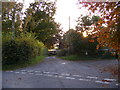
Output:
[54, 0, 88, 32]
[19, 0, 88, 32]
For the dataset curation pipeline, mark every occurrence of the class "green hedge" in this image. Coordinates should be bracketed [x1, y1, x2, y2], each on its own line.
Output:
[2, 32, 46, 65]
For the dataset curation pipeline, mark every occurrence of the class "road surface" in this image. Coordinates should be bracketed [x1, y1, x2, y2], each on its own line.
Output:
[2, 56, 119, 88]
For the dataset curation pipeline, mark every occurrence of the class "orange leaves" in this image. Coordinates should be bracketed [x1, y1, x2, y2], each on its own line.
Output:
[84, 4, 88, 7]
[107, 21, 114, 26]
[106, 5, 110, 11]
[96, 45, 100, 49]
[106, 16, 109, 19]
[89, 39, 94, 42]
[97, 19, 104, 24]
[78, 2, 120, 53]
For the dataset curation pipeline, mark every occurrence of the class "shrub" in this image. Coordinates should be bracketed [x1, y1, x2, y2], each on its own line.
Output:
[41, 46, 48, 56]
[3, 40, 19, 65]
[57, 48, 69, 56]
[2, 32, 45, 65]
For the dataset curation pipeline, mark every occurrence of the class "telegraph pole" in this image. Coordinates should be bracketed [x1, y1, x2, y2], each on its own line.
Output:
[69, 16, 70, 30]
[12, 5, 15, 40]
[68, 16, 71, 55]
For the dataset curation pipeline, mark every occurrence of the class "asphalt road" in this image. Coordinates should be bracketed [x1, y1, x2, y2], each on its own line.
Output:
[2, 56, 119, 88]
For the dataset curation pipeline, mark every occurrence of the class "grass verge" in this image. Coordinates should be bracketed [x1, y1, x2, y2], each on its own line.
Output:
[60, 55, 97, 61]
[60, 54, 115, 61]
[2, 55, 46, 71]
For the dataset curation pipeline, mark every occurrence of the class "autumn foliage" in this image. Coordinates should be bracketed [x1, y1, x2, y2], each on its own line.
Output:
[79, 1, 120, 55]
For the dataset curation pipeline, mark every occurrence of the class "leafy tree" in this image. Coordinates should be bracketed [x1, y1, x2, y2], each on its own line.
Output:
[44, 23, 63, 49]
[23, 1, 61, 49]
[78, 1, 120, 55]
[23, 1, 56, 31]
[76, 15, 100, 34]
[2, 2, 23, 38]
[62, 29, 98, 55]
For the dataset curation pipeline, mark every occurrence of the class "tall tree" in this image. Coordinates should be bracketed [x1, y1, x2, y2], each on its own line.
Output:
[2, 2, 23, 35]
[23, 1, 61, 48]
[62, 29, 98, 55]
[76, 15, 100, 34]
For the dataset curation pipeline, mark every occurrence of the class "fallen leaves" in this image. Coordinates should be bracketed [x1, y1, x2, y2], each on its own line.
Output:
[102, 80, 112, 82]
[102, 64, 118, 78]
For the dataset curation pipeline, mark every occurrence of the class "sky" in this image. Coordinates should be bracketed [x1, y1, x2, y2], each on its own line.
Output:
[53, 0, 88, 32]
[19, 0, 89, 32]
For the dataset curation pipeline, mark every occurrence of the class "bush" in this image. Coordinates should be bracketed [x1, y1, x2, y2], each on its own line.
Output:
[57, 48, 69, 56]
[2, 32, 46, 65]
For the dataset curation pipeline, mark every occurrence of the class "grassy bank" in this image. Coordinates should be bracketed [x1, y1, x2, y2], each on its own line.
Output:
[3, 55, 46, 71]
[60, 54, 115, 61]
[60, 55, 96, 61]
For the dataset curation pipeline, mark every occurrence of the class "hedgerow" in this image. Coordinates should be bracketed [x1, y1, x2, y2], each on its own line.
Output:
[2, 32, 46, 65]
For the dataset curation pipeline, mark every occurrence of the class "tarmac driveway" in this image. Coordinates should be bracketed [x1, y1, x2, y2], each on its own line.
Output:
[2, 56, 119, 88]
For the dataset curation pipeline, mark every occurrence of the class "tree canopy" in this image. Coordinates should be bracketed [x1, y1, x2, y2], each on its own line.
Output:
[22, 1, 62, 49]
[2, 1, 62, 49]
[76, 15, 100, 34]
[78, 1, 120, 54]
[60, 29, 98, 55]
[2, 2, 23, 32]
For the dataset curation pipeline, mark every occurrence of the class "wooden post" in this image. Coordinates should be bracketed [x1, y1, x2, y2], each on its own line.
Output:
[12, 5, 15, 40]
[69, 16, 70, 30]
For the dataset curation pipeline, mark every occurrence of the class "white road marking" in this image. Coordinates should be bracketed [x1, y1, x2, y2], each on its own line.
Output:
[54, 75, 58, 77]
[21, 70, 26, 72]
[58, 76, 63, 78]
[95, 81, 110, 84]
[103, 78, 117, 82]
[21, 72, 26, 74]
[47, 74, 53, 77]
[79, 78, 90, 81]
[61, 73, 65, 75]
[66, 77, 75, 80]
[44, 74, 53, 77]
[61, 73, 70, 76]
[61, 63, 66, 64]
[79, 78, 84, 81]
[29, 73, 34, 74]
[36, 74, 43, 75]
[9, 71, 13, 72]
[43, 72, 50, 74]
[116, 84, 119, 86]
[86, 76, 98, 79]
[15, 72, 20, 74]
[35, 71, 41, 72]
[73, 75, 82, 77]
[65, 74, 70, 76]
[51, 72, 58, 75]
[27, 70, 34, 72]
[7, 69, 117, 85]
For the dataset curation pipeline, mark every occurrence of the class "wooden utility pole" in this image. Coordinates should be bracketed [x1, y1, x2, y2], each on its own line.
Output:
[68, 16, 71, 55]
[69, 16, 70, 30]
[12, 5, 15, 40]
